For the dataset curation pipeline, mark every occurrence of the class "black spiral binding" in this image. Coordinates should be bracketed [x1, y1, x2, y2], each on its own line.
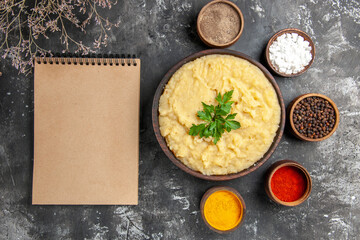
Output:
[35, 54, 138, 66]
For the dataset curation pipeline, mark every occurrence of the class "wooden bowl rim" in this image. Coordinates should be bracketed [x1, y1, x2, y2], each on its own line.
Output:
[200, 186, 246, 233]
[288, 93, 340, 142]
[265, 28, 315, 77]
[265, 160, 312, 206]
[152, 49, 285, 181]
[197, 0, 244, 48]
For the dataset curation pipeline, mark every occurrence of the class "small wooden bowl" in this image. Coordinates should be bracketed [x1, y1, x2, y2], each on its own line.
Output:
[200, 186, 246, 233]
[152, 49, 286, 181]
[197, 0, 244, 48]
[288, 93, 340, 141]
[265, 160, 312, 207]
[265, 28, 315, 77]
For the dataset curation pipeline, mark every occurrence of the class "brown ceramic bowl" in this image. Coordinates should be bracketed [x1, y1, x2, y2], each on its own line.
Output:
[197, 0, 244, 48]
[265, 160, 312, 207]
[265, 28, 315, 77]
[152, 49, 285, 181]
[200, 186, 246, 233]
[288, 93, 340, 141]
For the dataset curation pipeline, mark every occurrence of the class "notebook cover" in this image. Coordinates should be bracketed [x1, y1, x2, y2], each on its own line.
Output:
[33, 58, 140, 205]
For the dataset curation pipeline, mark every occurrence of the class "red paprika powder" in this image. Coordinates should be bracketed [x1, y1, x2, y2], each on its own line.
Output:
[270, 166, 307, 202]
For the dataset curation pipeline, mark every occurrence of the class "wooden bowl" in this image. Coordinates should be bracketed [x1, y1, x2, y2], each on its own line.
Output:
[152, 49, 285, 181]
[265, 28, 315, 77]
[200, 186, 246, 233]
[197, 0, 244, 48]
[288, 93, 340, 141]
[265, 160, 312, 207]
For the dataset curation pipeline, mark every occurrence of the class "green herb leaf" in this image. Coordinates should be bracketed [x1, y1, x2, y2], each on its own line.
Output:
[213, 134, 220, 145]
[199, 127, 205, 138]
[215, 116, 226, 123]
[225, 120, 241, 130]
[215, 93, 223, 105]
[222, 90, 234, 103]
[203, 126, 212, 138]
[226, 113, 237, 120]
[216, 121, 225, 134]
[197, 110, 212, 122]
[215, 107, 227, 116]
[188, 90, 241, 144]
[189, 124, 206, 136]
[202, 102, 214, 113]
[209, 121, 216, 131]
[220, 102, 232, 115]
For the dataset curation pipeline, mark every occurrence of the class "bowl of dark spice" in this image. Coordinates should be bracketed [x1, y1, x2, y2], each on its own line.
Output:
[197, 0, 244, 48]
[265, 160, 312, 207]
[288, 93, 339, 141]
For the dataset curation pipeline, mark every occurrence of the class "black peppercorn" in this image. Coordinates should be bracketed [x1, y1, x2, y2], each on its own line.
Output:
[293, 96, 336, 139]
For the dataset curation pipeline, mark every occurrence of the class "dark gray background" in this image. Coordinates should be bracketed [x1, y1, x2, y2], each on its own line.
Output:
[1, 0, 359, 239]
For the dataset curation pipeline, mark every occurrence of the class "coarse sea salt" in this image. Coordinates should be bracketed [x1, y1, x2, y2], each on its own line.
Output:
[269, 33, 312, 75]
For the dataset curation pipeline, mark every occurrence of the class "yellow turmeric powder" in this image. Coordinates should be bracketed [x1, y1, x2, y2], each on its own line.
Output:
[204, 190, 243, 231]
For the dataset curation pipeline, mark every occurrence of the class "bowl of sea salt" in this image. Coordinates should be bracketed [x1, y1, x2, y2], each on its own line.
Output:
[265, 28, 315, 77]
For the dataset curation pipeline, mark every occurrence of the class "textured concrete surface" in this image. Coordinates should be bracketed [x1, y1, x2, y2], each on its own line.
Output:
[0, 0, 359, 239]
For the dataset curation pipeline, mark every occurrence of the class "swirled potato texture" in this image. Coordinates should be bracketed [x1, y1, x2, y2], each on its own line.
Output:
[159, 55, 280, 175]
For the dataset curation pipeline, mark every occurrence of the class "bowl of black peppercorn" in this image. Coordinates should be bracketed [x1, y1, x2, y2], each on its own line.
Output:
[288, 93, 339, 141]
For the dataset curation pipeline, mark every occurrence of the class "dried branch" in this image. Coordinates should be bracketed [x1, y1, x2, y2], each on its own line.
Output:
[0, 0, 118, 75]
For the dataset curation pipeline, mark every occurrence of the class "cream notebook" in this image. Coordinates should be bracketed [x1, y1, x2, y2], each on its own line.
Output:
[33, 57, 140, 205]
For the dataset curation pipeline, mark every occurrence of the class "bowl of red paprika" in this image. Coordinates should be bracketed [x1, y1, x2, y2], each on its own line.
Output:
[265, 160, 312, 206]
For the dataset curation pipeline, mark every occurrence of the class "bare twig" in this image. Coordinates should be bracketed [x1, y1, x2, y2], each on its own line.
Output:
[0, 0, 118, 74]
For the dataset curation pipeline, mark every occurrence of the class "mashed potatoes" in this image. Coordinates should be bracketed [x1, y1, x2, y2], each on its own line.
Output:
[159, 55, 281, 175]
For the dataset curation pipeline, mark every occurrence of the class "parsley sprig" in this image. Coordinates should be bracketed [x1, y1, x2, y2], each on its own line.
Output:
[189, 90, 241, 144]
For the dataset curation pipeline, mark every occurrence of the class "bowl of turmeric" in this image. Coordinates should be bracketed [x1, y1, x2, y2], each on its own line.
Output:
[200, 186, 246, 233]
